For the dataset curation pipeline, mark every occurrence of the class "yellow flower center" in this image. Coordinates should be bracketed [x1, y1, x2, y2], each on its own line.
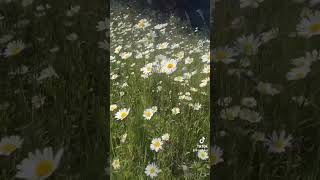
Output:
[138, 21, 145, 28]
[150, 168, 155, 174]
[297, 72, 305, 78]
[211, 154, 216, 164]
[120, 112, 127, 119]
[36, 160, 54, 177]
[274, 140, 284, 150]
[217, 51, 226, 59]
[244, 43, 253, 55]
[167, 63, 174, 69]
[0, 144, 17, 154]
[12, 47, 22, 55]
[200, 152, 206, 158]
[154, 141, 161, 148]
[123, 54, 129, 59]
[310, 23, 320, 33]
[145, 111, 152, 117]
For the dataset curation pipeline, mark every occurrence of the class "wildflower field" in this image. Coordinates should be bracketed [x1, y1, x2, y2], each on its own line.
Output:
[110, 1, 211, 179]
[212, 0, 320, 179]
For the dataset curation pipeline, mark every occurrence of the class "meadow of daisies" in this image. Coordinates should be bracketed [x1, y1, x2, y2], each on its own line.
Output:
[212, 0, 320, 179]
[110, 1, 211, 179]
[0, 0, 108, 179]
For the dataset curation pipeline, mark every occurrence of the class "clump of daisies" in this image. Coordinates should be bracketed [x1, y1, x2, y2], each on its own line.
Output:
[150, 133, 170, 152]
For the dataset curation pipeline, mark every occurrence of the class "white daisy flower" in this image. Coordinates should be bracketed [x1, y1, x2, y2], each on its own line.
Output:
[136, 19, 151, 30]
[217, 97, 232, 107]
[197, 149, 209, 160]
[265, 130, 292, 153]
[112, 159, 120, 170]
[220, 106, 240, 120]
[201, 52, 210, 63]
[140, 63, 154, 78]
[211, 145, 224, 165]
[236, 34, 261, 56]
[260, 28, 279, 43]
[120, 133, 127, 143]
[297, 12, 320, 38]
[157, 42, 169, 50]
[239, 108, 262, 123]
[199, 77, 210, 87]
[251, 131, 266, 142]
[212, 46, 238, 64]
[256, 82, 280, 96]
[192, 103, 202, 110]
[151, 106, 158, 112]
[120, 52, 132, 60]
[241, 97, 257, 108]
[3, 40, 25, 57]
[37, 65, 59, 82]
[161, 59, 178, 75]
[96, 18, 109, 31]
[0, 136, 23, 156]
[154, 23, 168, 30]
[161, 133, 170, 141]
[171, 107, 180, 115]
[114, 46, 122, 54]
[291, 56, 313, 67]
[143, 108, 155, 120]
[150, 138, 163, 152]
[184, 56, 194, 64]
[115, 108, 130, 121]
[110, 104, 117, 111]
[66, 33, 78, 41]
[15, 147, 63, 180]
[286, 66, 311, 80]
[305, 49, 320, 62]
[145, 163, 160, 178]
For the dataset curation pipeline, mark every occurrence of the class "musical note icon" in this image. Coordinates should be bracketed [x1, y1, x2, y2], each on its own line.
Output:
[199, 137, 205, 144]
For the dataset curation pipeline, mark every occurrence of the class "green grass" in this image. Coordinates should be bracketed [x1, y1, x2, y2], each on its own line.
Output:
[0, 0, 108, 179]
[110, 1, 210, 179]
[212, 0, 320, 179]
